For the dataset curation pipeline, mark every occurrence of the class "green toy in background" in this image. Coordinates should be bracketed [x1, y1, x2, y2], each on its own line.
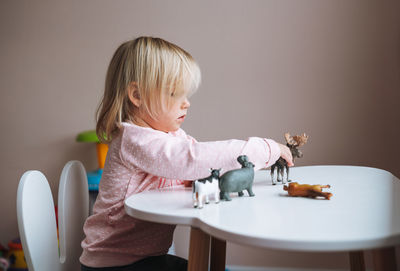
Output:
[76, 130, 108, 191]
[76, 130, 108, 214]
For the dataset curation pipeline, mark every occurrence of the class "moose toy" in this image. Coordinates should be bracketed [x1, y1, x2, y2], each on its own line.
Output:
[219, 155, 255, 201]
[283, 182, 333, 200]
[271, 133, 309, 185]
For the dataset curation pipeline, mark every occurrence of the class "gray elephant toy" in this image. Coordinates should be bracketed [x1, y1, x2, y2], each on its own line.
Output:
[219, 155, 255, 201]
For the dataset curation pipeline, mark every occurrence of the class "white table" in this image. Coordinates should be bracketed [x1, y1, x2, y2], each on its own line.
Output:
[124, 166, 400, 271]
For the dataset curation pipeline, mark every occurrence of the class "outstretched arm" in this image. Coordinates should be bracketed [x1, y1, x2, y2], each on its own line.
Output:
[120, 127, 281, 180]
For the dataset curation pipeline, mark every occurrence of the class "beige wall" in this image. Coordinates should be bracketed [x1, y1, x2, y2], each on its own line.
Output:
[1, 0, 399, 269]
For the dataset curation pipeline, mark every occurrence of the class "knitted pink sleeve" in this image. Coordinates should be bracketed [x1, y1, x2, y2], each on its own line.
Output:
[120, 124, 281, 180]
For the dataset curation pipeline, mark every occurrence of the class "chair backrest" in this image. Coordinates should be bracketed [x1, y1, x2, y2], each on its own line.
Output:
[58, 160, 88, 271]
[17, 170, 61, 271]
[17, 160, 88, 271]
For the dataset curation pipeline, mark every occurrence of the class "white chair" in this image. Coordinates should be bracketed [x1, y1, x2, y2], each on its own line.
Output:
[17, 160, 89, 271]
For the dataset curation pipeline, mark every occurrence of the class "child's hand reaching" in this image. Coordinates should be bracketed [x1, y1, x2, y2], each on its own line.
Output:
[278, 143, 294, 166]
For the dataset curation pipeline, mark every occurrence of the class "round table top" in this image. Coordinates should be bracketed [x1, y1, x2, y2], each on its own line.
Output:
[124, 165, 400, 252]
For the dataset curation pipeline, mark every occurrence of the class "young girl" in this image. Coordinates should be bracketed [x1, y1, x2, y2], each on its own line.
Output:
[80, 36, 293, 271]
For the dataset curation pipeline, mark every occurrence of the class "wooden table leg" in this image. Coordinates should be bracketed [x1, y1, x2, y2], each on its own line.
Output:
[188, 227, 210, 271]
[349, 251, 365, 271]
[210, 237, 226, 271]
[372, 246, 397, 271]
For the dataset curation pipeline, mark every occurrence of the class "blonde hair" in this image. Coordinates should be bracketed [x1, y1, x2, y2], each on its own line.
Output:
[96, 37, 201, 143]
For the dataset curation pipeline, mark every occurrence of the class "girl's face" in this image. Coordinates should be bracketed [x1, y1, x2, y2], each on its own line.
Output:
[139, 91, 191, 133]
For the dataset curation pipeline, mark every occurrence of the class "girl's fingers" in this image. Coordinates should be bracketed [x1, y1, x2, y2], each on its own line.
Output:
[284, 152, 294, 167]
[285, 156, 294, 167]
[278, 143, 294, 167]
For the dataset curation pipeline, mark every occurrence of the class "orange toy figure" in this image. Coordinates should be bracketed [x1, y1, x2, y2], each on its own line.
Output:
[283, 182, 332, 200]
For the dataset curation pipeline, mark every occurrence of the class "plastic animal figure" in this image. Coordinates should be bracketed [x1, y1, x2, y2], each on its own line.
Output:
[219, 155, 255, 201]
[271, 133, 309, 185]
[283, 182, 332, 200]
[192, 168, 221, 208]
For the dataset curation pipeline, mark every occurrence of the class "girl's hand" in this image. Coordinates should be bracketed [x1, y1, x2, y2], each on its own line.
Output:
[278, 143, 294, 167]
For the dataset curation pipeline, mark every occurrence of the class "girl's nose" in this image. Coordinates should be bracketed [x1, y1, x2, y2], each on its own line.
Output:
[182, 98, 190, 109]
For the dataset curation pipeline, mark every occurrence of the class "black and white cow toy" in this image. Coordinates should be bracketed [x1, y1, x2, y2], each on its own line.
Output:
[192, 168, 221, 208]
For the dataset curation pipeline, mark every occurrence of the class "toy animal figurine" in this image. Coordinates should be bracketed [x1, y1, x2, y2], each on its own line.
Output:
[219, 155, 255, 201]
[283, 182, 332, 200]
[192, 168, 221, 208]
[271, 133, 309, 185]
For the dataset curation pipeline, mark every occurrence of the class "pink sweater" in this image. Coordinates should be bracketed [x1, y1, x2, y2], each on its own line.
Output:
[80, 122, 281, 267]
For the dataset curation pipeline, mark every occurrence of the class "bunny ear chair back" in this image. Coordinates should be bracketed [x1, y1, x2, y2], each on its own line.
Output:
[17, 160, 88, 271]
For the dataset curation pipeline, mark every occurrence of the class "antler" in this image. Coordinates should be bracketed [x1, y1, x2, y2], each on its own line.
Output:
[292, 133, 309, 147]
[284, 133, 297, 146]
[284, 133, 309, 147]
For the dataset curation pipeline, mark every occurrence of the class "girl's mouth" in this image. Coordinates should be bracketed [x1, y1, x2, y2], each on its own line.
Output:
[178, 115, 186, 121]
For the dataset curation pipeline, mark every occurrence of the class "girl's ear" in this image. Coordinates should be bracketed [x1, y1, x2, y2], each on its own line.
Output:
[128, 82, 141, 107]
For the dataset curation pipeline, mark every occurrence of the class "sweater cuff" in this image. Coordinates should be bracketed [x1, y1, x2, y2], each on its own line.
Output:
[263, 139, 281, 167]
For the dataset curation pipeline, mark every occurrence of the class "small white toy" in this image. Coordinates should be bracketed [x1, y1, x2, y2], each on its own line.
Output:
[192, 169, 221, 208]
